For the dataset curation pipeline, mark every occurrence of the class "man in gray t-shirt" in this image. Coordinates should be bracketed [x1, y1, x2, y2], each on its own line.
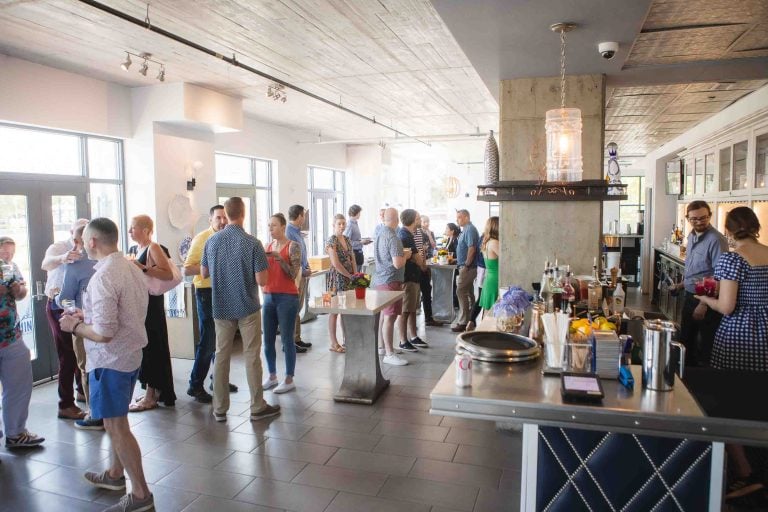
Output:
[372, 208, 407, 366]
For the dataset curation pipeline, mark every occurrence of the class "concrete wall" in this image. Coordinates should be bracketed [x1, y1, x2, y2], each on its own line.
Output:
[499, 75, 605, 288]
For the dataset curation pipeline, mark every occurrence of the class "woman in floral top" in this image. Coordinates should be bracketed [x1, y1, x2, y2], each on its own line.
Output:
[325, 214, 357, 352]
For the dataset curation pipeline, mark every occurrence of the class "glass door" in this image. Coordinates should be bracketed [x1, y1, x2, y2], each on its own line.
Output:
[310, 190, 338, 256]
[0, 178, 88, 381]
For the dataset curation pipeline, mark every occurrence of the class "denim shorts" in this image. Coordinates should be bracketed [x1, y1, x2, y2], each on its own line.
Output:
[89, 368, 139, 420]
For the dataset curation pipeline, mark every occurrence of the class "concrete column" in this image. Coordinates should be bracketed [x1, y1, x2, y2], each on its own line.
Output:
[498, 74, 605, 288]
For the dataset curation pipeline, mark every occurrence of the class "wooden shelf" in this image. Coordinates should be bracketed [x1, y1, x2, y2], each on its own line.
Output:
[477, 180, 627, 202]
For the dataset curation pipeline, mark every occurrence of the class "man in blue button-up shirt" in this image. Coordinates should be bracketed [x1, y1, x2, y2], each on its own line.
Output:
[287, 205, 313, 352]
[675, 200, 728, 367]
[453, 209, 479, 332]
[202, 197, 279, 422]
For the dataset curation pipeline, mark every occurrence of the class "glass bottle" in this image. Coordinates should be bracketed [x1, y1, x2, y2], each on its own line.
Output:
[540, 269, 553, 313]
[562, 271, 576, 315]
[588, 264, 602, 313]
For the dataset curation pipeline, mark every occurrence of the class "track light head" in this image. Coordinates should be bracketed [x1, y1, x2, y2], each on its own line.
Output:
[120, 53, 132, 71]
[139, 60, 149, 76]
[157, 66, 165, 82]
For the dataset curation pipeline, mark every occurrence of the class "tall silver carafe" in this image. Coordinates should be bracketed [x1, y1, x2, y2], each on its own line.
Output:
[642, 320, 685, 391]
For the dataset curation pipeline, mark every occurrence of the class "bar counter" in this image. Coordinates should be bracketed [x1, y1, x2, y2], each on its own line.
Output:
[430, 319, 768, 511]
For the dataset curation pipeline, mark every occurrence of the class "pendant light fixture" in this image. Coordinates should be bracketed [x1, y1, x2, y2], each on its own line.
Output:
[545, 22, 582, 183]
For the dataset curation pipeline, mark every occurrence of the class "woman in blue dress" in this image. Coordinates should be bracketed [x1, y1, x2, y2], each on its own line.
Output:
[695, 206, 768, 502]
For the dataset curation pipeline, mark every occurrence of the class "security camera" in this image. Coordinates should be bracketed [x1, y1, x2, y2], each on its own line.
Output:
[598, 41, 619, 60]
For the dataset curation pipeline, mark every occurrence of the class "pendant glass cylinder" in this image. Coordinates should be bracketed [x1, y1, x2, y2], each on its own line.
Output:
[545, 107, 583, 182]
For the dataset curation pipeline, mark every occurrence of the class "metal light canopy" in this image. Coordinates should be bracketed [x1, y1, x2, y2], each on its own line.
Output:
[545, 22, 583, 183]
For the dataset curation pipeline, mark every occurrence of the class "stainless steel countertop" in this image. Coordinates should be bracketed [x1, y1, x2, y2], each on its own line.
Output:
[431, 359, 768, 446]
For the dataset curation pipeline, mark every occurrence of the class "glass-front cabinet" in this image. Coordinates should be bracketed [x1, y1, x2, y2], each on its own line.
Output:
[756, 133, 768, 189]
[704, 153, 716, 193]
[733, 141, 748, 190]
[684, 159, 694, 196]
[719, 146, 731, 192]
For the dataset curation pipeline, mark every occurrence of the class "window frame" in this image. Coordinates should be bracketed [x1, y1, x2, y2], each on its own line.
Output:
[215, 152, 274, 242]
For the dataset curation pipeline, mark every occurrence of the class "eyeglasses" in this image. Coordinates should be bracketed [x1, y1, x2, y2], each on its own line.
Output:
[686, 215, 710, 223]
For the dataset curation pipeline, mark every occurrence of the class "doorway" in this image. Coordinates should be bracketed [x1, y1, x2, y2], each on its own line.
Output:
[0, 178, 88, 382]
[310, 190, 339, 256]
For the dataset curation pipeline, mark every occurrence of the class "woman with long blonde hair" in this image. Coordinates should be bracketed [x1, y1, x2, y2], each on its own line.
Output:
[477, 216, 500, 312]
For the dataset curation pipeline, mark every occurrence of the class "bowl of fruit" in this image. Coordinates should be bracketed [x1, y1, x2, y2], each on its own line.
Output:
[569, 316, 617, 343]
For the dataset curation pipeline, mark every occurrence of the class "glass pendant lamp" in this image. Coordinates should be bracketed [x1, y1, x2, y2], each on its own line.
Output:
[546, 23, 583, 183]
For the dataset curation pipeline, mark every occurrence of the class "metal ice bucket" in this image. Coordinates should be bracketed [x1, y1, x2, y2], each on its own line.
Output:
[642, 320, 685, 392]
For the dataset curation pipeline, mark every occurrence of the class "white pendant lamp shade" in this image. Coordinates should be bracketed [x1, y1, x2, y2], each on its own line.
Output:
[545, 107, 583, 182]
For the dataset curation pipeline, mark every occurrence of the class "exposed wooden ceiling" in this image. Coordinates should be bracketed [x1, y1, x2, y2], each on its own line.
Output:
[0, 0, 498, 141]
[0, 0, 766, 158]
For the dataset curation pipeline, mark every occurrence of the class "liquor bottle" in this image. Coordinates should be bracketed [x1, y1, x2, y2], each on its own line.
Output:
[612, 273, 625, 315]
[588, 264, 602, 313]
[562, 271, 576, 316]
[540, 269, 553, 313]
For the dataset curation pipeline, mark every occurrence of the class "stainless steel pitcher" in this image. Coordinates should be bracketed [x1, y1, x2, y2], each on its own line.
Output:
[642, 320, 685, 391]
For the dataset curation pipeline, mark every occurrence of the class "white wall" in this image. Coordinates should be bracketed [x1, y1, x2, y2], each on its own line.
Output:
[215, 117, 347, 213]
[0, 54, 131, 137]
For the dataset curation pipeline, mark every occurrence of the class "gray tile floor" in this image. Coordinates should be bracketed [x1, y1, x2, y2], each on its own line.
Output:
[1, 314, 523, 512]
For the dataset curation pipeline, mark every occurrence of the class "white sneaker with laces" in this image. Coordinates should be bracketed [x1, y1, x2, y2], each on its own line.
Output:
[274, 381, 296, 394]
[263, 377, 278, 390]
[383, 354, 408, 366]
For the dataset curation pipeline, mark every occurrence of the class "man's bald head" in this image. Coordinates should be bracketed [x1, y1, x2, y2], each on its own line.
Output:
[384, 208, 399, 228]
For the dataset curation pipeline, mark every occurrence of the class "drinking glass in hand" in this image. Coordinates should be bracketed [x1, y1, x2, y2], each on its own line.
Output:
[60, 299, 77, 315]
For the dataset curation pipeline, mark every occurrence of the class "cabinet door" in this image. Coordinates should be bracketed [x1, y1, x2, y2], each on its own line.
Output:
[733, 141, 748, 190]
[756, 133, 768, 189]
[719, 146, 731, 191]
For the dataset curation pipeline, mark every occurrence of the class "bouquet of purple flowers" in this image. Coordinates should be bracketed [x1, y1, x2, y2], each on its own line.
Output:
[492, 286, 531, 318]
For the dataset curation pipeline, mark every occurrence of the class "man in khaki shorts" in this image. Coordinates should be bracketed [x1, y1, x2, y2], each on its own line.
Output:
[396, 209, 429, 352]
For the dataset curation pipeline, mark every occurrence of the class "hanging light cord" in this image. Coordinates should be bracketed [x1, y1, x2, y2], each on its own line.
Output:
[559, 28, 566, 110]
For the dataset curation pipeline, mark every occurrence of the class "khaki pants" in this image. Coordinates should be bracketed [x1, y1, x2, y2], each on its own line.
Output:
[72, 335, 89, 411]
[213, 311, 266, 416]
[456, 266, 477, 326]
[293, 275, 309, 342]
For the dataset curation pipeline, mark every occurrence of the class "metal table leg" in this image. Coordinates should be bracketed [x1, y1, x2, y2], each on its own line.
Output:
[431, 266, 456, 324]
[334, 312, 389, 404]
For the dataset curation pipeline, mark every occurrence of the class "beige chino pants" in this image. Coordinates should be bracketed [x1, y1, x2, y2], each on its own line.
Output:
[213, 311, 267, 416]
[72, 335, 89, 411]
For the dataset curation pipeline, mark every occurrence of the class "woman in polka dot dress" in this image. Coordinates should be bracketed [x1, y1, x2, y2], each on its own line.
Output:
[695, 206, 768, 502]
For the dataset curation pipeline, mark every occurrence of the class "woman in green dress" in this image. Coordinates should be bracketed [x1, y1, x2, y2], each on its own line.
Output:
[478, 216, 499, 311]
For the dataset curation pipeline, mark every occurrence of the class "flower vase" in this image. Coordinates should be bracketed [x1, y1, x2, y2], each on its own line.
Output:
[355, 287, 366, 300]
[438, 256, 448, 265]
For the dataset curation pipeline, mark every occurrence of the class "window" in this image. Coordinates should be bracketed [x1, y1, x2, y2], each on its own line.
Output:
[618, 176, 645, 232]
[0, 123, 126, 246]
[308, 166, 345, 255]
[215, 153, 273, 242]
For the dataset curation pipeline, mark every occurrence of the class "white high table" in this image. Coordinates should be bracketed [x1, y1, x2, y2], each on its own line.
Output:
[308, 289, 404, 404]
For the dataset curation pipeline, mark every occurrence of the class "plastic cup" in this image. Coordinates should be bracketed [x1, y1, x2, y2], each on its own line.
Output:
[564, 343, 593, 373]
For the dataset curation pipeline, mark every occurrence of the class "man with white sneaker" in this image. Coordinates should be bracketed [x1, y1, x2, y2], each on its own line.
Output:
[372, 208, 407, 366]
[59, 218, 152, 512]
[201, 197, 280, 423]
[397, 209, 429, 352]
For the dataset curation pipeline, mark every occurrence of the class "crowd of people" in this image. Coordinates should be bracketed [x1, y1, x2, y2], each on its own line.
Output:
[3, 194, 765, 509]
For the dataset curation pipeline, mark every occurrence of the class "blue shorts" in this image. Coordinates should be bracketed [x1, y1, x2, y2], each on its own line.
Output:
[89, 368, 139, 420]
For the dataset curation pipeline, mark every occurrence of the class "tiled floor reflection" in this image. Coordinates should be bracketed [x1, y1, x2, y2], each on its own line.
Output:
[1, 314, 523, 512]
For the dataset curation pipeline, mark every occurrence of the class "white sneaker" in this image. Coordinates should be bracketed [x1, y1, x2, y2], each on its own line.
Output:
[273, 381, 296, 394]
[263, 378, 278, 390]
[383, 354, 408, 366]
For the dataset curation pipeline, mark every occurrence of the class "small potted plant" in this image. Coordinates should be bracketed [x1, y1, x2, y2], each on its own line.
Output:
[492, 286, 531, 332]
[350, 273, 371, 299]
[437, 249, 449, 265]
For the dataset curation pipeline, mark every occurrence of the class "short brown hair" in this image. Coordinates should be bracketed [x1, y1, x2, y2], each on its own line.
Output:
[400, 209, 417, 227]
[271, 212, 287, 226]
[348, 204, 361, 217]
[686, 200, 712, 216]
[725, 206, 760, 240]
[224, 197, 245, 220]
